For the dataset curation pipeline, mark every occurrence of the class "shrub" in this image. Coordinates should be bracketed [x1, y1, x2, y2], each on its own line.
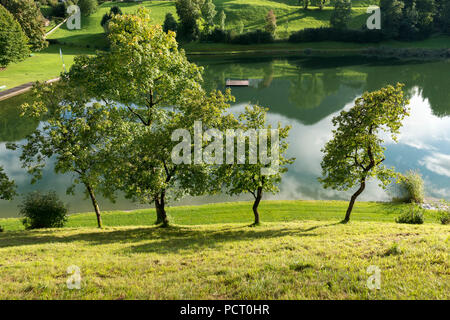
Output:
[231, 29, 274, 44]
[289, 27, 385, 43]
[395, 205, 425, 224]
[0, 225, 3, 232]
[0, 4, 30, 67]
[201, 27, 231, 43]
[19, 191, 68, 229]
[437, 206, 450, 225]
[163, 12, 178, 33]
[392, 170, 425, 204]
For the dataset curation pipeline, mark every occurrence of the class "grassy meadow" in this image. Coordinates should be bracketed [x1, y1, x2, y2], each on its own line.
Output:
[0, 201, 448, 299]
[0, 45, 94, 89]
[46, 0, 369, 47]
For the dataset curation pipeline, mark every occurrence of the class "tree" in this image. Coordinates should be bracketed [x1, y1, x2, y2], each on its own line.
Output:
[106, 89, 235, 227]
[380, 0, 405, 38]
[442, 0, 450, 33]
[218, 10, 226, 31]
[0, 0, 47, 51]
[176, 0, 203, 40]
[0, 4, 29, 67]
[0, 166, 16, 200]
[163, 12, 178, 33]
[414, 0, 435, 37]
[100, 5, 122, 33]
[330, 0, 352, 30]
[78, 0, 97, 17]
[265, 10, 277, 35]
[319, 84, 410, 223]
[202, 0, 216, 32]
[65, 9, 232, 226]
[13, 81, 122, 228]
[219, 105, 294, 225]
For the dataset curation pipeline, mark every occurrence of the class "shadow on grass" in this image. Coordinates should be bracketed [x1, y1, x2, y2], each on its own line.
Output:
[127, 227, 319, 254]
[0, 224, 322, 254]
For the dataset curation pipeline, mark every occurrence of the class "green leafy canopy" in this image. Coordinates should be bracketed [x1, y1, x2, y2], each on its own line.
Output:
[319, 83, 410, 192]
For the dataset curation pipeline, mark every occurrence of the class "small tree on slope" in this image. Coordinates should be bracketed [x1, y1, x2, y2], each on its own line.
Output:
[319, 83, 410, 223]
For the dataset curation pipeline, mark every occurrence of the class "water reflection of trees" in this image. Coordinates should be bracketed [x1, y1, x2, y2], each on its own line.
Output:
[196, 56, 450, 125]
[1, 57, 449, 144]
[0, 92, 38, 143]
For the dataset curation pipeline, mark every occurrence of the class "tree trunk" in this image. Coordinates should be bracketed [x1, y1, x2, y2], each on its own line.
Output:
[154, 191, 169, 227]
[344, 179, 366, 223]
[86, 184, 102, 228]
[252, 187, 263, 225]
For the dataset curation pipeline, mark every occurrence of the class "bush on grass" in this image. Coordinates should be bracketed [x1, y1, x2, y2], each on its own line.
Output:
[395, 205, 425, 225]
[19, 191, 68, 229]
[438, 209, 450, 225]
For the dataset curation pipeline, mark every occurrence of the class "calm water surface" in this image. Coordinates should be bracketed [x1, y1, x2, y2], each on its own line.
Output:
[1, 56, 449, 218]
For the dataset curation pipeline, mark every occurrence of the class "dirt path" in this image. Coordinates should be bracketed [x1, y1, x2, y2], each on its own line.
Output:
[0, 78, 60, 102]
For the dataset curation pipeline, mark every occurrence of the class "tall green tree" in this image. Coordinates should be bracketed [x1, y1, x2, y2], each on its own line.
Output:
[330, 0, 352, 30]
[202, 0, 216, 32]
[78, 0, 98, 17]
[12, 81, 122, 228]
[65, 9, 233, 226]
[0, 4, 29, 67]
[442, 0, 450, 33]
[218, 105, 294, 225]
[414, 0, 435, 37]
[380, 0, 405, 38]
[176, 0, 203, 40]
[319, 84, 410, 223]
[0, 0, 47, 51]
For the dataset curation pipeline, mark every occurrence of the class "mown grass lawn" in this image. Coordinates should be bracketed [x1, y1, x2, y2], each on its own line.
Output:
[0, 201, 448, 299]
[0, 45, 94, 89]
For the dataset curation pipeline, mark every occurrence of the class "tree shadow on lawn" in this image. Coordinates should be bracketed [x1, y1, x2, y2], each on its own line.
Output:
[127, 227, 319, 254]
[0, 224, 322, 254]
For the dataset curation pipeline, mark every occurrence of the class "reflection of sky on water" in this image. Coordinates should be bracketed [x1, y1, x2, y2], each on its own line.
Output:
[263, 87, 450, 203]
[181, 87, 450, 207]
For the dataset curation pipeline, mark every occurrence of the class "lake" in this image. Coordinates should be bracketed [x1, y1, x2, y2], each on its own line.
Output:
[1, 55, 449, 218]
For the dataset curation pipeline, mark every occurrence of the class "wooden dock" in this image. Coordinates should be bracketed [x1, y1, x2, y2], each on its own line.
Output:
[226, 79, 249, 87]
